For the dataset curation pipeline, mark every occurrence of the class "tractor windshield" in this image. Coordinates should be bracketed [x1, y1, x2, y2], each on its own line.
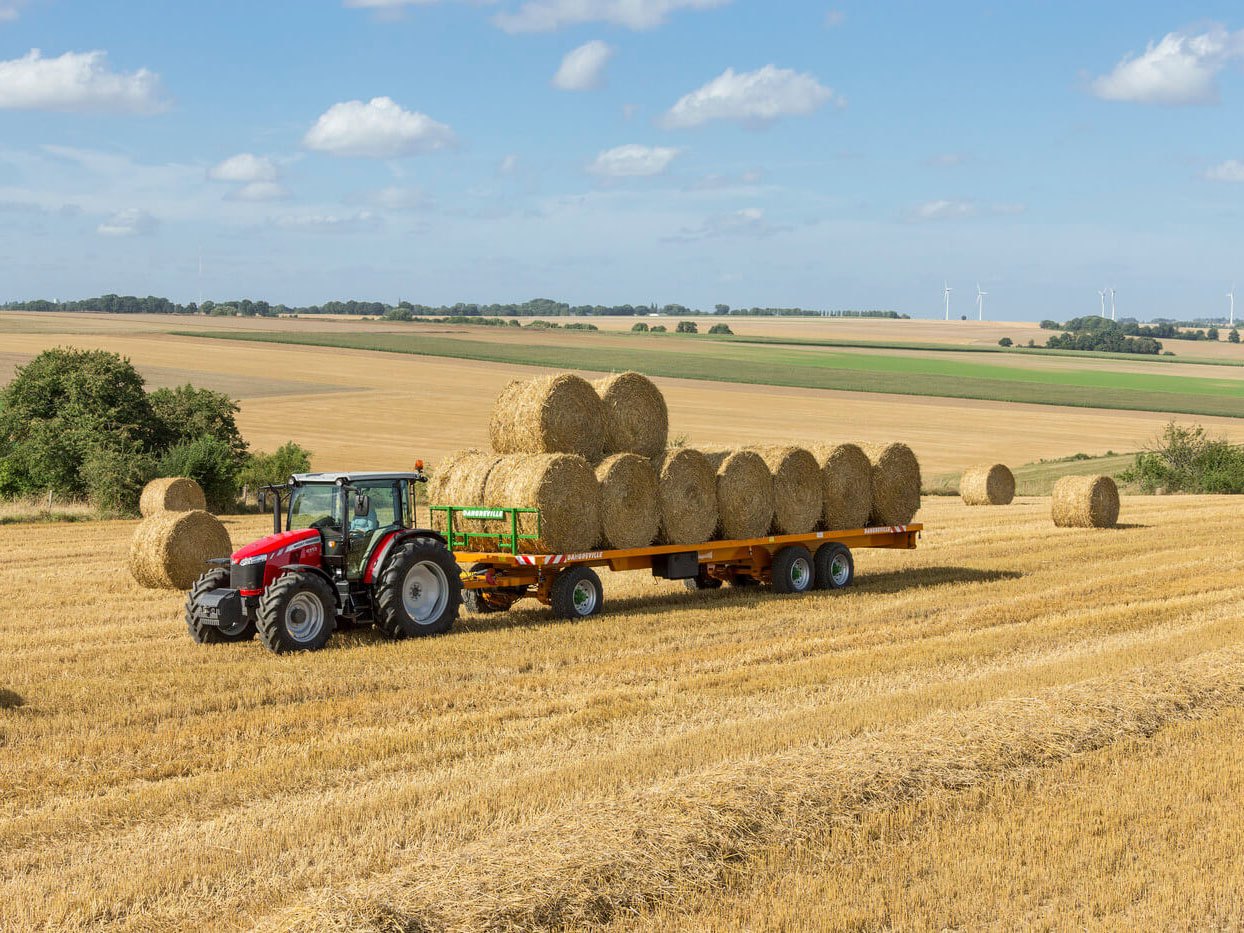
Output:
[288, 484, 343, 532]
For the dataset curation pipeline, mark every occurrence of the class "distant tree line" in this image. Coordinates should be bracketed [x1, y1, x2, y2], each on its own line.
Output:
[2, 295, 907, 319]
[1040, 315, 1236, 343]
[0, 348, 310, 514]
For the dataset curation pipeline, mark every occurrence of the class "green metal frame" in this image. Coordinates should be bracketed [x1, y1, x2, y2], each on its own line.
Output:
[430, 505, 542, 555]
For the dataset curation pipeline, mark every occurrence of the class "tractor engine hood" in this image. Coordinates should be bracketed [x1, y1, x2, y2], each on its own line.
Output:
[231, 528, 320, 564]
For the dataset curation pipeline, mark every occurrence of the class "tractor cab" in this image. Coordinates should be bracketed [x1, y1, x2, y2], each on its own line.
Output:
[186, 467, 462, 653]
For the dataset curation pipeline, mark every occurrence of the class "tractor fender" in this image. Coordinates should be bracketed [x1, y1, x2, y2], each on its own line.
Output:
[275, 563, 340, 605]
[363, 530, 452, 585]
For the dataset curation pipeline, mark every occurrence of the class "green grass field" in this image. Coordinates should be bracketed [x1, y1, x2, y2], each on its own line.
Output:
[182, 330, 1244, 419]
[926, 452, 1139, 496]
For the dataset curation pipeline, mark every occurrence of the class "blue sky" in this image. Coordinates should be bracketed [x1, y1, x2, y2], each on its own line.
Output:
[1, 1, 1243, 321]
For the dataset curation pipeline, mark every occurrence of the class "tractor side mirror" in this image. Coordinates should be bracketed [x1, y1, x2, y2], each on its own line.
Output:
[354, 494, 371, 518]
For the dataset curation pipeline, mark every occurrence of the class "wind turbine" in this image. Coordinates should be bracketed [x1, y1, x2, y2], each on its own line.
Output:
[1098, 289, 1107, 318]
[1109, 287, 1117, 322]
[943, 281, 952, 321]
[1228, 284, 1236, 327]
[976, 283, 987, 321]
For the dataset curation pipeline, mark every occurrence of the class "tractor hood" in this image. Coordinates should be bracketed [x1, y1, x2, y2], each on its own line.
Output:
[231, 528, 319, 563]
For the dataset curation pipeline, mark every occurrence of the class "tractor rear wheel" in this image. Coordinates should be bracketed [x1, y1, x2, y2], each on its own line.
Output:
[257, 572, 337, 653]
[185, 568, 256, 644]
[375, 539, 462, 638]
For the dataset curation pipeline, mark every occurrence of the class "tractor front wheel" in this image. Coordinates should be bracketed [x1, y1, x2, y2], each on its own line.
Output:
[375, 539, 462, 638]
[185, 568, 256, 644]
[257, 572, 337, 653]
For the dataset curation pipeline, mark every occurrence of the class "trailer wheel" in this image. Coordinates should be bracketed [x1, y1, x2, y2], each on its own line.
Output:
[814, 543, 854, 590]
[257, 572, 337, 653]
[684, 570, 723, 591]
[375, 539, 462, 638]
[772, 545, 814, 594]
[550, 566, 603, 620]
[185, 568, 256, 644]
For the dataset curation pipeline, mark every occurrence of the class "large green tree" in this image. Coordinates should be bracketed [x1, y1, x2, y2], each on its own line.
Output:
[148, 384, 248, 462]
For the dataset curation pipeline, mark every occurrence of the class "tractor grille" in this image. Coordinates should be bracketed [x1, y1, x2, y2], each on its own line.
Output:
[230, 561, 264, 592]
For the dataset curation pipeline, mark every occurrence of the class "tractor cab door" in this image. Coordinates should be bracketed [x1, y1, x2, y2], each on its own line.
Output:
[345, 480, 404, 580]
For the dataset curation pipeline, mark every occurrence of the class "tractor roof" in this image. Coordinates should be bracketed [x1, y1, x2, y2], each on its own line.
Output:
[291, 471, 423, 484]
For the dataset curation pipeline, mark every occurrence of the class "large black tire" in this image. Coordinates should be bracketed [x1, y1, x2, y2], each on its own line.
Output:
[185, 568, 256, 644]
[814, 543, 854, 590]
[550, 566, 603, 620]
[257, 572, 337, 653]
[375, 538, 462, 638]
[771, 545, 815, 594]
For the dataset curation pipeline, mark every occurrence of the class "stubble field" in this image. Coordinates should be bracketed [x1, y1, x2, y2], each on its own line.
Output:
[2, 495, 1244, 930]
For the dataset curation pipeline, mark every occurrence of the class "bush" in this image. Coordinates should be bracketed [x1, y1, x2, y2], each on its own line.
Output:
[631, 322, 649, 333]
[148, 384, 247, 463]
[157, 436, 242, 512]
[708, 323, 733, 335]
[650, 325, 667, 333]
[1230, 328, 1240, 344]
[998, 337, 1013, 347]
[82, 441, 156, 515]
[239, 442, 313, 491]
[1120, 422, 1244, 494]
[675, 321, 698, 334]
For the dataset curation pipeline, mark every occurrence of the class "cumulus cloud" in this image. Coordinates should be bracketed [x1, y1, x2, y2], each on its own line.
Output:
[666, 206, 786, 242]
[1204, 159, 1244, 182]
[97, 208, 158, 237]
[495, 0, 727, 33]
[552, 39, 613, 91]
[303, 97, 456, 158]
[208, 153, 279, 183]
[227, 181, 289, 202]
[588, 144, 681, 177]
[663, 65, 837, 129]
[0, 49, 168, 114]
[1092, 25, 1244, 105]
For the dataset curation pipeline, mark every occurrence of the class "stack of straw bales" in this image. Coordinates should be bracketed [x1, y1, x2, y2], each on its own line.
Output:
[961, 463, 1015, 506]
[434, 369, 924, 553]
[129, 477, 232, 589]
[1052, 475, 1119, 528]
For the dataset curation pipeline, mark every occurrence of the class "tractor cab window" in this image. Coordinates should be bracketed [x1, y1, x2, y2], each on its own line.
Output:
[289, 484, 343, 532]
[346, 481, 402, 578]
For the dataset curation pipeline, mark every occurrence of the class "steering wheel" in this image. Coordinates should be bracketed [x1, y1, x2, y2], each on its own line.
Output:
[310, 516, 339, 531]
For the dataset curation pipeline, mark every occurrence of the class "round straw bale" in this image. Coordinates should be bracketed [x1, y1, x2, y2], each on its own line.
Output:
[594, 454, 660, 549]
[427, 449, 506, 536]
[592, 372, 668, 459]
[129, 509, 232, 590]
[862, 443, 922, 526]
[139, 477, 206, 517]
[749, 446, 821, 535]
[1052, 474, 1119, 528]
[652, 448, 719, 545]
[961, 463, 1016, 506]
[700, 448, 773, 540]
[481, 454, 600, 553]
[809, 444, 873, 530]
[488, 373, 607, 462]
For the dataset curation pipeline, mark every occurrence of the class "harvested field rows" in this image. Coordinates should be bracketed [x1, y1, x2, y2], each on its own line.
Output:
[1, 496, 1243, 929]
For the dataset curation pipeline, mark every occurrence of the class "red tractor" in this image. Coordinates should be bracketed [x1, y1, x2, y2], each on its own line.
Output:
[185, 470, 461, 653]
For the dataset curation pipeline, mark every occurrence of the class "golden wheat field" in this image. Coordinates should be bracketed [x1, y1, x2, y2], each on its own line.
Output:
[2, 494, 1243, 930]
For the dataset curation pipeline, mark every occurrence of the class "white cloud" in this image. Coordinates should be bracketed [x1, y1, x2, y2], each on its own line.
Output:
[0, 49, 167, 114]
[824, 9, 844, 28]
[588, 144, 681, 177]
[303, 97, 455, 158]
[666, 206, 786, 242]
[97, 208, 158, 237]
[276, 210, 381, 233]
[908, 199, 1026, 221]
[0, 1, 28, 22]
[1092, 25, 1244, 105]
[208, 153, 279, 183]
[928, 152, 966, 167]
[663, 65, 837, 129]
[228, 181, 289, 202]
[498, 153, 519, 174]
[1204, 159, 1244, 182]
[552, 39, 613, 91]
[495, 0, 727, 33]
[366, 185, 430, 209]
